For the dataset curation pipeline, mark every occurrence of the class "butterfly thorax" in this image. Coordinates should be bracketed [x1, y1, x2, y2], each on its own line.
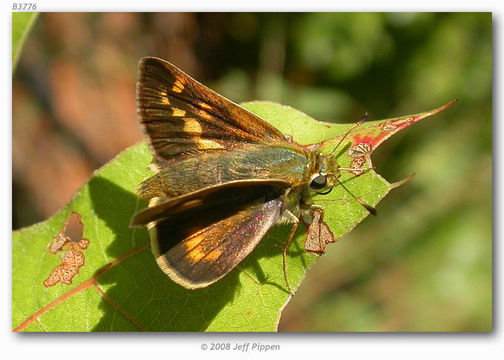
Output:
[137, 143, 315, 201]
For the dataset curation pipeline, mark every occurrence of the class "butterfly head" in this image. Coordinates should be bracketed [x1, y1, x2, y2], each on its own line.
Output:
[309, 151, 377, 216]
[308, 153, 340, 196]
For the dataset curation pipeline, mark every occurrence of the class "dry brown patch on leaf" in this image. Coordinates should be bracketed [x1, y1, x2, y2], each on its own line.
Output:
[349, 156, 368, 176]
[44, 212, 89, 287]
[303, 209, 336, 254]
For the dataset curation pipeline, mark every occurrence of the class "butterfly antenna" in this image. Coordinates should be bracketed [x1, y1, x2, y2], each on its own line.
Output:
[334, 176, 377, 216]
[329, 112, 368, 157]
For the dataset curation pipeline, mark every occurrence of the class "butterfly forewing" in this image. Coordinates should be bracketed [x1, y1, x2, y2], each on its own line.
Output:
[137, 57, 287, 161]
[130, 179, 290, 227]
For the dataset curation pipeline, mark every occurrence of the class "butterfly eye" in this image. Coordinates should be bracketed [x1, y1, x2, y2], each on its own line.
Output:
[310, 174, 327, 190]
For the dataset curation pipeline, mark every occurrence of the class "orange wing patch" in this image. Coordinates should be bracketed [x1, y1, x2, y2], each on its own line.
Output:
[172, 108, 186, 117]
[179, 116, 223, 148]
[196, 139, 224, 150]
[183, 231, 207, 253]
[186, 247, 207, 263]
[197, 109, 212, 120]
[198, 101, 213, 110]
[182, 118, 203, 134]
[203, 248, 222, 262]
[159, 89, 170, 105]
[172, 77, 185, 93]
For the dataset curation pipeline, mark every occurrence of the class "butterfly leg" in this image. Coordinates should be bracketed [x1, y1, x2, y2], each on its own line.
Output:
[280, 210, 300, 295]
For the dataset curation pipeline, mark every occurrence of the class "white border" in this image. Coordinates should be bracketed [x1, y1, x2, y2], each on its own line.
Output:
[4, 2, 501, 359]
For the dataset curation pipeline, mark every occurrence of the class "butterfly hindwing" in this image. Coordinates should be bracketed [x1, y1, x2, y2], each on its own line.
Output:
[137, 57, 287, 161]
[142, 181, 286, 288]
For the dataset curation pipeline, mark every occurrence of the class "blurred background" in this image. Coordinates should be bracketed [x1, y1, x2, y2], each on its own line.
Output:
[12, 12, 491, 331]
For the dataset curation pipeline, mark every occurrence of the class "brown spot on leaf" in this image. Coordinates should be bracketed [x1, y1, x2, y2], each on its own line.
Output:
[382, 121, 397, 131]
[348, 143, 371, 158]
[382, 117, 414, 131]
[78, 239, 90, 249]
[303, 209, 336, 254]
[48, 234, 68, 254]
[48, 212, 88, 253]
[62, 248, 85, 267]
[43, 249, 85, 287]
[349, 156, 367, 176]
[44, 212, 88, 287]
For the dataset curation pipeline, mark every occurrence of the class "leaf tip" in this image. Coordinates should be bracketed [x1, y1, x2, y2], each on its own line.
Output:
[390, 173, 417, 189]
[433, 99, 458, 114]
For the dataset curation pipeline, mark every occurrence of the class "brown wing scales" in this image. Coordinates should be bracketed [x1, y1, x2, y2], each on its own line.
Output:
[142, 181, 286, 288]
[130, 179, 289, 227]
[137, 57, 287, 161]
[151, 196, 283, 288]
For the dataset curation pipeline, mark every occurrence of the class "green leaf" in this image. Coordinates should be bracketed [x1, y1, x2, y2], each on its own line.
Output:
[12, 12, 38, 71]
[12, 101, 453, 332]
